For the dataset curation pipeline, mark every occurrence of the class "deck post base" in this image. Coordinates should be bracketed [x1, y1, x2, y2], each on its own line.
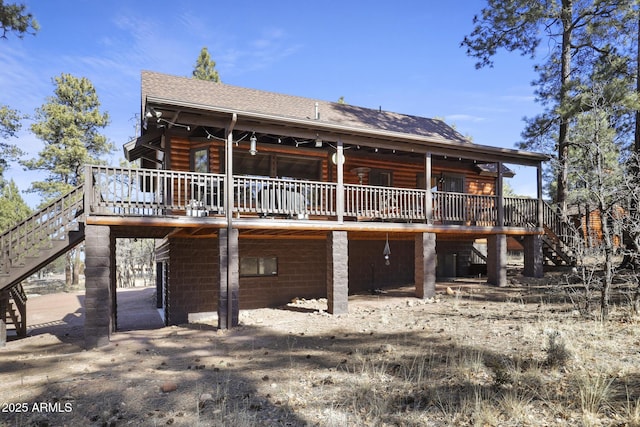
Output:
[415, 233, 436, 299]
[487, 234, 507, 287]
[327, 231, 348, 314]
[523, 234, 544, 278]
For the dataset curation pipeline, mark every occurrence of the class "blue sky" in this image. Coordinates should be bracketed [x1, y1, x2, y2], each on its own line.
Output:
[2, 1, 543, 207]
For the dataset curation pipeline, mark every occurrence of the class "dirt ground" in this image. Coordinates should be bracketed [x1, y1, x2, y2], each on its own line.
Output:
[2, 269, 640, 426]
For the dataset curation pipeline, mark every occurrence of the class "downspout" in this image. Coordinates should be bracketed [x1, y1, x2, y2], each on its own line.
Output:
[225, 113, 237, 329]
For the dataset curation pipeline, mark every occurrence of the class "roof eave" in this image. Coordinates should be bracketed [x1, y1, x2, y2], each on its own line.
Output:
[144, 96, 550, 166]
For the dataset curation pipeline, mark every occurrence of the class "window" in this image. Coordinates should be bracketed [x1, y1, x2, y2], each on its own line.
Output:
[191, 147, 210, 173]
[240, 256, 278, 277]
[276, 155, 321, 180]
[442, 174, 464, 193]
[369, 169, 393, 187]
[232, 152, 321, 180]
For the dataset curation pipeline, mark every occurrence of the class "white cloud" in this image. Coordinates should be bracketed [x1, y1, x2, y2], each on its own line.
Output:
[444, 114, 486, 123]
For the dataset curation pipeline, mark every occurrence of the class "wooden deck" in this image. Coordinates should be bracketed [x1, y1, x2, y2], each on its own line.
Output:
[85, 165, 542, 234]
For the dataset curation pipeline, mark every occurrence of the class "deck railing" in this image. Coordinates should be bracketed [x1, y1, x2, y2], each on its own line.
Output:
[85, 166, 541, 227]
[345, 184, 426, 220]
[504, 196, 538, 227]
[88, 166, 225, 215]
[233, 176, 337, 217]
[1, 186, 84, 277]
[542, 201, 581, 247]
[432, 192, 498, 225]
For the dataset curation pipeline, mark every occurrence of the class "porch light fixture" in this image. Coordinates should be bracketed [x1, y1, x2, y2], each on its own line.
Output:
[331, 152, 345, 165]
[315, 137, 323, 148]
[249, 132, 258, 156]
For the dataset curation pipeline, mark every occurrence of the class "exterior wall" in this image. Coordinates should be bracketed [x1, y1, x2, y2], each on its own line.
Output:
[159, 234, 488, 324]
[238, 239, 326, 308]
[348, 239, 414, 293]
[165, 238, 220, 325]
[167, 135, 496, 195]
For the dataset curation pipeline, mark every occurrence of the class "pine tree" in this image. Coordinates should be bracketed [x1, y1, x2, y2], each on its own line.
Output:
[0, 179, 30, 231]
[462, 0, 631, 215]
[0, 1, 38, 39]
[192, 47, 220, 82]
[23, 73, 112, 201]
[23, 73, 112, 290]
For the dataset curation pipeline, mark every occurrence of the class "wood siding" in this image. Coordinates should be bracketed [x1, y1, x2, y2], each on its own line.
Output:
[168, 136, 497, 195]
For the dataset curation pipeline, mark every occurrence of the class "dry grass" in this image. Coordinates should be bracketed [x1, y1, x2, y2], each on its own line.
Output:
[3, 272, 640, 426]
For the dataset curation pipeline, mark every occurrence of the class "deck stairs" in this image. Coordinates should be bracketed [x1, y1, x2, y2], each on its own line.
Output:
[1, 283, 27, 338]
[540, 202, 578, 266]
[0, 186, 85, 342]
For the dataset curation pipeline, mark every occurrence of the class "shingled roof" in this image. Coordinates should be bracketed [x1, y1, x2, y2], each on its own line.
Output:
[141, 71, 470, 144]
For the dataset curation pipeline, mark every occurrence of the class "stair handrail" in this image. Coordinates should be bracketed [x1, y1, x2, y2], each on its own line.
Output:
[0, 186, 84, 275]
[9, 283, 27, 306]
[542, 201, 581, 252]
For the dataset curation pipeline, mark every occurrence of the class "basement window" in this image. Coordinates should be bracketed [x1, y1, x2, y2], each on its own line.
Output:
[240, 256, 278, 277]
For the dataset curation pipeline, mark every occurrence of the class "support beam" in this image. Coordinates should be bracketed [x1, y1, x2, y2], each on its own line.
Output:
[487, 234, 507, 287]
[425, 153, 433, 224]
[327, 230, 348, 314]
[537, 164, 544, 228]
[84, 224, 113, 348]
[415, 233, 436, 299]
[496, 161, 504, 227]
[523, 234, 544, 278]
[218, 228, 239, 328]
[336, 140, 345, 223]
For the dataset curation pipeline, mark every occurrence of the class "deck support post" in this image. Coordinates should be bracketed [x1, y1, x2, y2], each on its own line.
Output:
[487, 234, 507, 287]
[336, 141, 345, 223]
[84, 224, 114, 348]
[537, 164, 544, 228]
[327, 230, 348, 314]
[523, 234, 544, 278]
[424, 153, 433, 224]
[415, 232, 436, 299]
[496, 162, 504, 227]
[218, 228, 239, 329]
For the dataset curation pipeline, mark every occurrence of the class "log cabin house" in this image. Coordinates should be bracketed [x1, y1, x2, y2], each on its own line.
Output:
[1, 71, 575, 348]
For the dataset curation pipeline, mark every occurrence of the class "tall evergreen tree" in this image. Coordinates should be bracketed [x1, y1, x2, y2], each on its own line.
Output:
[462, 0, 629, 215]
[192, 47, 220, 82]
[0, 1, 38, 39]
[23, 73, 113, 201]
[23, 74, 112, 290]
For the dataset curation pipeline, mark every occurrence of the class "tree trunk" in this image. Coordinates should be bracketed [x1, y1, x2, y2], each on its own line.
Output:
[601, 213, 614, 319]
[64, 252, 72, 292]
[72, 248, 81, 287]
[556, 0, 573, 218]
